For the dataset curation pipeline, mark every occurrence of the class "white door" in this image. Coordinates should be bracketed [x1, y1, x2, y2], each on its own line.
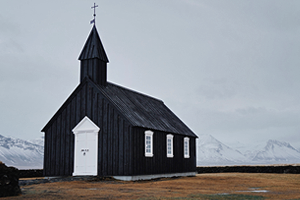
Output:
[72, 117, 99, 176]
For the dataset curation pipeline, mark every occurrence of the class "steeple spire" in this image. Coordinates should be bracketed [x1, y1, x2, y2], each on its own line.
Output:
[78, 5, 109, 86]
[78, 25, 109, 62]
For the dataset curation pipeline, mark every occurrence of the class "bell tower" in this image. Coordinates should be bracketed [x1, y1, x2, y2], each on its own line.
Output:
[78, 4, 109, 86]
[78, 25, 109, 86]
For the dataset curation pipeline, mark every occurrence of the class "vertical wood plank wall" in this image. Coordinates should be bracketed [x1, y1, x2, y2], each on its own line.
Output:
[132, 127, 197, 175]
[43, 81, 132, 176]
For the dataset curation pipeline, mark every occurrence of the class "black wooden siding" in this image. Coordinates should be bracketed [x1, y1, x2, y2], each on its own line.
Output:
[80, 59, 107, 86]
[43, 81, 132, 176]
[131, 127, 196, 176]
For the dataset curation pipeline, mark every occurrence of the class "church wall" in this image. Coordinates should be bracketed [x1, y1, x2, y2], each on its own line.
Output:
[131, 127, 197, 176]
[43, 80, 133, 176]
[96, 94, 133, 176]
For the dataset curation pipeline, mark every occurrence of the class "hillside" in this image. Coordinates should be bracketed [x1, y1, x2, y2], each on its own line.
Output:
[0, 134, 43, 169]
[197, 135, 300, 166]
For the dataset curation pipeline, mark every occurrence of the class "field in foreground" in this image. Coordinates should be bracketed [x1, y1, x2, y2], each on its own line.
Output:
[4, 173, 300, 199]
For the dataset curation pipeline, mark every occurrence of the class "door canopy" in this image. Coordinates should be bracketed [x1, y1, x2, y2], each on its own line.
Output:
[72, 116, 100, 134]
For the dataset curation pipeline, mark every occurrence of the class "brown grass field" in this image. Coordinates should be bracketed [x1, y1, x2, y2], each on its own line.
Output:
[3, 173, 300, 199]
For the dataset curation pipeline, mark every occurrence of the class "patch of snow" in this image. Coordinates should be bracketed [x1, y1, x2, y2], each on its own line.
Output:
[28, 136, 44, 146]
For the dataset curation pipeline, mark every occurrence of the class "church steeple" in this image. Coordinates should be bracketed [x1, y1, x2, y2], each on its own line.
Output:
[78, 25, 109, 86]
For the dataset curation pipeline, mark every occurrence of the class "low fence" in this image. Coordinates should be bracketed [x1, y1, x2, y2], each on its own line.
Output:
[19, 169, 43, 178]
[197, 165, 300, 174]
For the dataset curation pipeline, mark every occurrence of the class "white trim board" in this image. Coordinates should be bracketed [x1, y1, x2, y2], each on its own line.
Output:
[113, 172, 196, 181]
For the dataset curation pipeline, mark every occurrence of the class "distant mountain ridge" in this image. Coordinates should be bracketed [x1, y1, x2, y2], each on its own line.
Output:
[252, 140, 300, 163]
[197, 135, 300, 166]
[0, 134, 43, 169]
[28, 137, 44, 146]
[197, 135, 248, 166]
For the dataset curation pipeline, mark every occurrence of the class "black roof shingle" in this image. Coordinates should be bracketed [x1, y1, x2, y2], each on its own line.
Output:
[94, 81, 197, 137]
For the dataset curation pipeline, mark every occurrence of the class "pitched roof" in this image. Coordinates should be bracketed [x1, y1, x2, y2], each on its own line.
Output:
[95, 81, 197, 138]
[78, 25, 109, 62]
[42, 78, 197, 138]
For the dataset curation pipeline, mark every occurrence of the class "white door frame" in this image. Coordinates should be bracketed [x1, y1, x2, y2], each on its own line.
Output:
[72, 116, 100, 176]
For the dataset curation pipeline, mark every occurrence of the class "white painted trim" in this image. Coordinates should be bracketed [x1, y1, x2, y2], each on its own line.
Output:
[72, 116, 99, 176]
[145, 130, 154, 157]
[184, 137, 190, 158]
[167, 134, 174, 158]
[72, 116, 100, 133]
[113, 172, 196, 181]
[73, 172, 97, 176]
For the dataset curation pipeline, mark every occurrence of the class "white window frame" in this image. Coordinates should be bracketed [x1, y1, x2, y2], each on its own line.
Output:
[145, 130, 154, 157]
[166, 134, 174, 158]
[184, 137, 190, 158]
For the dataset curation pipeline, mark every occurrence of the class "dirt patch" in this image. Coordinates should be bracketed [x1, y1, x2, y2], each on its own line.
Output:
[2, 173, 300, 199]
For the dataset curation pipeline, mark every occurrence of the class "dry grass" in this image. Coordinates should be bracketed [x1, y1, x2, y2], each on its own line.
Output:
[3, 173, 300, 199]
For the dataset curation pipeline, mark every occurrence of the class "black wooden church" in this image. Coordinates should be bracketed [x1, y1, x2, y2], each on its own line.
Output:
[42, 23, 198, 180]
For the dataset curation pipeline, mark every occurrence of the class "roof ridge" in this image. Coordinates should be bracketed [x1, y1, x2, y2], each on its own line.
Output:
[107, 82, 164, 103]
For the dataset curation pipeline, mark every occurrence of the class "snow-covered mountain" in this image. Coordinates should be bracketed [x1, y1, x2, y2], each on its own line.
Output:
[197, 135, 300, 166]
[28, 136, 44, 146]
[252, 140, 300, 164]
[0, 134, 43, 169]
[197, 134, 248, 166]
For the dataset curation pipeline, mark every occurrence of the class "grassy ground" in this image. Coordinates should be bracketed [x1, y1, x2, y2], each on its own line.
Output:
[3, 173, 300, 199]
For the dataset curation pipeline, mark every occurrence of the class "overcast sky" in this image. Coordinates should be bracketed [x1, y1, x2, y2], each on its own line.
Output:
[1, 0, 300, 149]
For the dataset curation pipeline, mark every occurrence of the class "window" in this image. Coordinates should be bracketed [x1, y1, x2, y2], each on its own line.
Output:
[167, 134, 174, 158]
[184, 137, 190, 158]
[145, 130, 153, 157]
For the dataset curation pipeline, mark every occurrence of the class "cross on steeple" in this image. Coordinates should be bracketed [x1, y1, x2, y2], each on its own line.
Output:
[90, 3, 98, 24]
